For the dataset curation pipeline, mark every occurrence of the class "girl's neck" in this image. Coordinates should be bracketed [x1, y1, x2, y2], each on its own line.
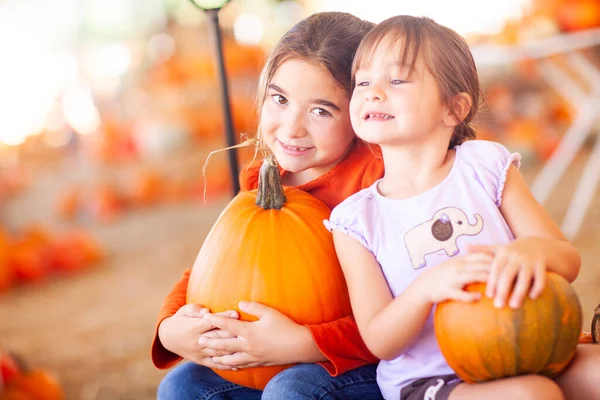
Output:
[378, 137, 455, 199]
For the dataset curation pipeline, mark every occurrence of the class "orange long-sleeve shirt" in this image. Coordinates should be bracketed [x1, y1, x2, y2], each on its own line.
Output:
[151, 139, 384, 375]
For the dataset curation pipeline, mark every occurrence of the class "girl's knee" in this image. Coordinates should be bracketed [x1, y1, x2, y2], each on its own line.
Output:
[157, 363, 218, 400]
[262, 365, 325, 400]
[514, 376, 563, 400]
[571, 344, 600, 371]
[157, 363, 195, 399]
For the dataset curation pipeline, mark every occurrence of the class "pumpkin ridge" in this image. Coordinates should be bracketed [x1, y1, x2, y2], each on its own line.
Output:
[539, 276, 561, 374]
[247, 211, 266, 318]
[478, 306, 500, 381]
[231, 209, 255, 309]
[539, 274, 582, 377]
[277, 203, 348, 321]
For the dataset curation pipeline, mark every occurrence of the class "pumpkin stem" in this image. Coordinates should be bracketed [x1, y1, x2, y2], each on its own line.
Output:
[256, 154, 286, 210]
[592, 304, 600, 344]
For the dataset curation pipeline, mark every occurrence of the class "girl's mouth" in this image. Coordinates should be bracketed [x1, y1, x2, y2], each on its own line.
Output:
[364, 113, 394, 121]
[278, 139, 314, 154]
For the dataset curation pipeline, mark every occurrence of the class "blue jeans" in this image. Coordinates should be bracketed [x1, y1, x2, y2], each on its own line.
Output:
[157, 362, 383, 400]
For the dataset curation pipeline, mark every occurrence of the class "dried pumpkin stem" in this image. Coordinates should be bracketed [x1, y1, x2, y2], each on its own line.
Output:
[256, 155, 286, 210]
[592, 303, 600, 344]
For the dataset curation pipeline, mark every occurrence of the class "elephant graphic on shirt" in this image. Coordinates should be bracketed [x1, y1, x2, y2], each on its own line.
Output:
[404, 206, 484, 269]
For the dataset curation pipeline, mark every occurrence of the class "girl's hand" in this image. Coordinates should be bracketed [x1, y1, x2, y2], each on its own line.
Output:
[417, 252, 493, 304]
[200, 301, 321, 369]
[469, 238, 548, 309]
[158, 304, 239, 370]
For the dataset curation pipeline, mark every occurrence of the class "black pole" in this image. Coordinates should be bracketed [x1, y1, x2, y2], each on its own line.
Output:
[206, 9, 240, 196]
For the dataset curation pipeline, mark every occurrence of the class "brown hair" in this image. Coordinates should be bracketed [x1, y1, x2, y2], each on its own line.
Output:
[352, 16, 480, 148]
[254, 12, 374, 141]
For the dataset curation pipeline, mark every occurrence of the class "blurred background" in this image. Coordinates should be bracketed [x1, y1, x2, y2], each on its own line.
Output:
[0, 0, 599, 398]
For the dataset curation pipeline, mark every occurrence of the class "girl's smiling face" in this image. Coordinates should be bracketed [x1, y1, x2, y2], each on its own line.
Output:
[350, 37, 449, 148]
[260, 59, 355, 185]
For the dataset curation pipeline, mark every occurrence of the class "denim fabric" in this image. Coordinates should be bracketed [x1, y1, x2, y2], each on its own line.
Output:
[157, 362, 383, 400]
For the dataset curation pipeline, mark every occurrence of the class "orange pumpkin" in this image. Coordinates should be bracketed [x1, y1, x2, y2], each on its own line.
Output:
[186, 156, 352, 389]
[434, 272, 582, 383]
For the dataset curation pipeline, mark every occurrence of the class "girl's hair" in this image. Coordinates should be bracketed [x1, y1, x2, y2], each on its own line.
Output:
[352, 16, 480, 148]
[254, 12, 374, 142]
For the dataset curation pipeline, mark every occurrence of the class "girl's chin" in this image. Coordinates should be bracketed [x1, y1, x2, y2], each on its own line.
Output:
[276, 160, 304, 173]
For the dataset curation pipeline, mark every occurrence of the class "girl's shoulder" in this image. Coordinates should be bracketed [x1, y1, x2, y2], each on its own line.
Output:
[457, 139, 518, 159]
[456, 140, 521, 206]
[456, 139, 521, 171]
[324, 186, 377, 250]
[332, 185, 376, 213]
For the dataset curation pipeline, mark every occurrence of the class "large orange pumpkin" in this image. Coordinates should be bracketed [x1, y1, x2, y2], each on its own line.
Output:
[186, 156, 352, 389]
[434, 272, 582, 383]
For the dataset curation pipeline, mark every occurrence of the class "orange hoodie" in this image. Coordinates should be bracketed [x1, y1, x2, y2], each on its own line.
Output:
[151, 140, 384, 376]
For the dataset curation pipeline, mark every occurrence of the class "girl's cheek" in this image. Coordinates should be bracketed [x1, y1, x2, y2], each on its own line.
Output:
[260, 112, 278, 136]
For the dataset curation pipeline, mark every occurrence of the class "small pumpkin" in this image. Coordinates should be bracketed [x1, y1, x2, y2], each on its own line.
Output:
[186, 155, 352, 389]
[592, 303, 600, 344]
[434, 272, 582, 383]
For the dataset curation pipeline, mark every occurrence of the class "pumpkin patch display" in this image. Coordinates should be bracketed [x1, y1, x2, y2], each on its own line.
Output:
[434, 272, 582, 383]
[186, 155, 352, 390]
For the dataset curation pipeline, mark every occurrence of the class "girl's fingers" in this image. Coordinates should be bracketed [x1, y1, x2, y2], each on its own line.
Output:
[509, 266, 533, 309]
[459, 269, 489, 286]
[529, 264, 547, 299]
[197, 357, 238, 371]
[212, 352, 255, 368]
[466, 244, 497, 255]
[201, 329, 237, 340]
[209, 361, 240, 371]
[465, 252, 495, 264]
[493, 258, 519, 308]
[486, 252, 507, 298]
[450, 289, 482, 303]
[201, 347, 234, 357]
[195, 310, 239, 334]
[199, 337, 244, 354]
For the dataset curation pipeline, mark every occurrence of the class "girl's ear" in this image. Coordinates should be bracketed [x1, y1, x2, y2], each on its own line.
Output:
[443, 92, 472, 127]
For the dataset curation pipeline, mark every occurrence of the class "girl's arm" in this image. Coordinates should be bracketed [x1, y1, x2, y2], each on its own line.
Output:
[332, 231, 492, 361]
[332, 231, 433, 361]
[152, 269, 191, 368]
[473, 166, 581, 309]
[499, 166, 580, 281]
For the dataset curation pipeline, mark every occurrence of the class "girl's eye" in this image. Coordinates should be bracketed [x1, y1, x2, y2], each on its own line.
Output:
[356, 81, 370, 87]
[311, 108, 331, 117]
[391, 79, 405, 85]
[272, 94, 288, 105]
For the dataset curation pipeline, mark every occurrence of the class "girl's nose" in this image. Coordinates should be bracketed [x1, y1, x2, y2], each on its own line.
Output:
[366, 84, 386, 102]
[282, 113, 307, 139]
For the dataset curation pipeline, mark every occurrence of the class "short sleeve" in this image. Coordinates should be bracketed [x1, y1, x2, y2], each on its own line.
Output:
[459, 140, 521, 207]
[323, 190, 372, 251]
